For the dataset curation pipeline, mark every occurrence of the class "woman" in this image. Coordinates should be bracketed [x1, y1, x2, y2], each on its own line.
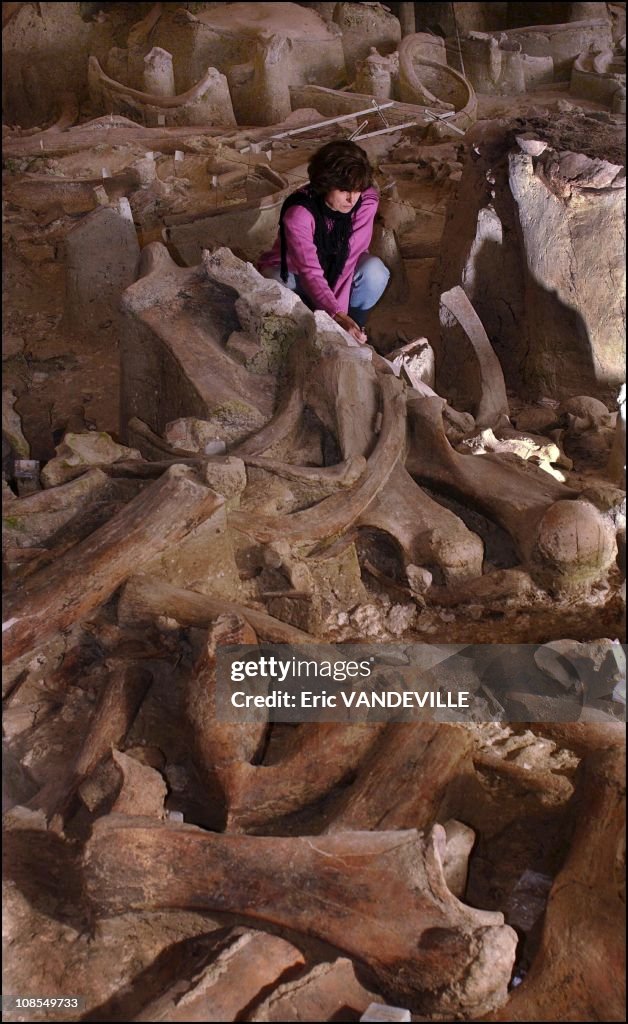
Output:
[258, 140, 389, 344]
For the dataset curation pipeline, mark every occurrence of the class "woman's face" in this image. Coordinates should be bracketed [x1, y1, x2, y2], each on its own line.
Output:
[324, 188, 362, 213]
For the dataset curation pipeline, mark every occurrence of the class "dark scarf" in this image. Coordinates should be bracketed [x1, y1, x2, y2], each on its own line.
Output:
[279, 185, 363, 289]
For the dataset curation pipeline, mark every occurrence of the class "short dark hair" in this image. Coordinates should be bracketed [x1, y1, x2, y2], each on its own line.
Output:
[307, 140, 373, 195]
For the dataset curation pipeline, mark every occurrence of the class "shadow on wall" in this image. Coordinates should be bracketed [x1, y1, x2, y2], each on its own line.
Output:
[522, 278, 602, 401]
[164, 194, 290, 267]
[413, 2, 508, 36]
[466, 235, 600, 401]
[459, 233, 526, 393]
[454, 233, 601, 402]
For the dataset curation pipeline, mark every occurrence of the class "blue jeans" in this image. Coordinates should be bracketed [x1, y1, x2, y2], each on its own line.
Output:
[261, 253, 390, 328]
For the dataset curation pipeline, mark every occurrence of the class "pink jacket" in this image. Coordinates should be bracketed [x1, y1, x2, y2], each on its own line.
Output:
[258, 186, 379, 316]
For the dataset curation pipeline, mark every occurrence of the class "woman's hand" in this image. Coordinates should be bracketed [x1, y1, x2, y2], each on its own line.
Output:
[332, 311, 368, 344]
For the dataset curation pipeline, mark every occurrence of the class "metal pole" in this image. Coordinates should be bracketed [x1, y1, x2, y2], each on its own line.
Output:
[238, 101, 396, 150]
[352, 120, 419, 141]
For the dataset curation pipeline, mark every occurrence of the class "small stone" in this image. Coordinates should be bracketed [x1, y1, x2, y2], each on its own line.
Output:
[263, 540, 290, 569]
[165, 417, 214, 452]
[167, 810, 184, 822]
[406, 564, 433, 595]
[204, 439, 227, 455]
[415, 618, 438, 634]
[155, 615, 181, 633]
[557, 99, 581, 113]
[360, 1003, 411, 1022]
[2, 389, 30, 458]
[386, 604, 417, 636]
[515, 134, 548, 157]
[350, 604, 384, 637]
[164, 764, 188, 792]
[93, 184, 109, 206]
[225, 330, 262, 366]
[535, 639, 625, 700]
[166, 409, 264, 449]
[3, 806, 48, 832]
[241, 478, 294, 515]
[442, 819, 475, 899]
[203, 457, 247, 501]
[41, 431, 141, 487]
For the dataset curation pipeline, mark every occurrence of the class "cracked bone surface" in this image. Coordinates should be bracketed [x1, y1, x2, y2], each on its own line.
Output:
[120, 244, 275, 440]
[84, 815, 517, 1018]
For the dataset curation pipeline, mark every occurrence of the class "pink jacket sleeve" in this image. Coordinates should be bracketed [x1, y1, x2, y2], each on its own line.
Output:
[281, 205, 340, 316]
[282, 186, 379, 317]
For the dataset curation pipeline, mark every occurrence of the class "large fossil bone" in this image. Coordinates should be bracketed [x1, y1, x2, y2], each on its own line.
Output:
[186, 613, 264, 771]
[214, 722, 386, 833]
[438, 285, 511, 429]
[28, 665, 153, 824]
[324, 722, 473, 832]
[120, 244, 275, 443]
[2, 115, 226, 160]
[357, 462, 485, 582]
[230, 375, 407, 544]
[185, 615, 384, 832]
[118, 574, 320, 645]
[133, 928, 305, 1023]
[243, 453, 366, 489]
[88, 57, 236, 128]
[491, 724, 625, 1022]
[296, 345, 484, 580]
[83, 815, 517, 1017]
[2, 466, 224, 676]
[406, 395, 617, 592]
[235, 333, 484, 581]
